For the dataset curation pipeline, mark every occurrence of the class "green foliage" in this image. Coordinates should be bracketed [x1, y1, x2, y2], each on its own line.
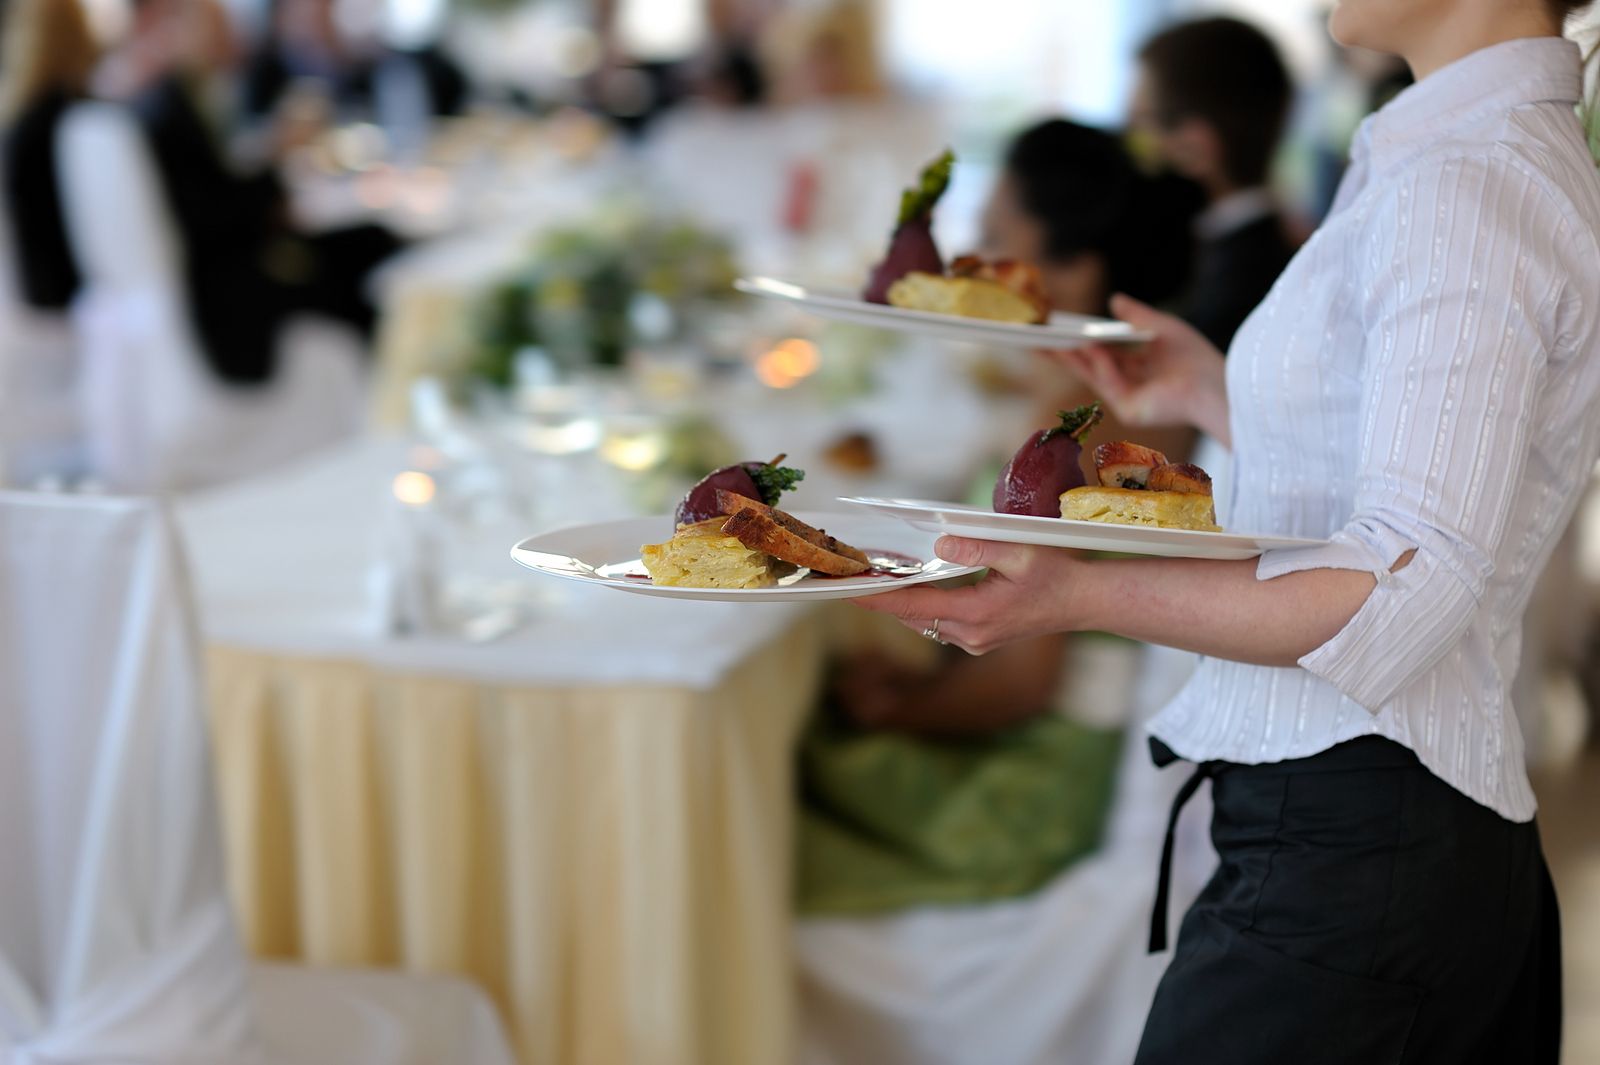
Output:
[467, 209, 740, 388]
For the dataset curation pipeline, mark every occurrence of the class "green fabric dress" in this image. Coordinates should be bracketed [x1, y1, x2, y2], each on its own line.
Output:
[795, 705, 1122, 915]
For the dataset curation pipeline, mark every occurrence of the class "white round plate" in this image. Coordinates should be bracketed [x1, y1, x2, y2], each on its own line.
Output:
[735, 276, 1154, 348]
[838, 497, 1330, 561]
[509, 513, 982, 602]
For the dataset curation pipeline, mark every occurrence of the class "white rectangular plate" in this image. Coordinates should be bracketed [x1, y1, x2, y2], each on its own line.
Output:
[510, 513, 982, 602]
[735, 276, 1153, 348]
[838, 497, 1330, 561]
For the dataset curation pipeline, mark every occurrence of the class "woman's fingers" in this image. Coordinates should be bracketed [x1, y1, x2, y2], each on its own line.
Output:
[854, 582, 986, 625]
[1054, 346, 1144, 421]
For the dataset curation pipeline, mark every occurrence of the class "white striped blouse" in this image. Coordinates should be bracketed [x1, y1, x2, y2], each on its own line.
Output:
[1150, 36, 1600, 821]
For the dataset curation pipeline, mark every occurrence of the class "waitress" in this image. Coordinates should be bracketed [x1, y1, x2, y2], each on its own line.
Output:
[861, 1, 1599, 1062]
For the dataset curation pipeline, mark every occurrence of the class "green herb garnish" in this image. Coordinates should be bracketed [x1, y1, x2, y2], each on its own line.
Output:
[1039, 403, 1103, 446]
[896, 149, 955, 228]
[750, 455, 806, 506]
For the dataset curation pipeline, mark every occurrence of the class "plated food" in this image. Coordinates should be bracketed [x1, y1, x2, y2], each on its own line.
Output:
[860, 152, 1056, 327]
[737, 142, 1151, 347]
[1060, 443, 1221, 533]
[642, 458, 883, 588]
[510, 513, 981, 602]
[888, 255, 1051, 325]
[990, 402, 1220, 532]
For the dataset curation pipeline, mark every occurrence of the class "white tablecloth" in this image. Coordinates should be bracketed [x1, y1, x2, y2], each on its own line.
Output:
[177, 436, 808, 690]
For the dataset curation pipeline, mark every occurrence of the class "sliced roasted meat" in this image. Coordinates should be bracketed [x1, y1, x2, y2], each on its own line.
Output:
[1093, 441, 1170, 489]
[1146, 462, 1214, 496]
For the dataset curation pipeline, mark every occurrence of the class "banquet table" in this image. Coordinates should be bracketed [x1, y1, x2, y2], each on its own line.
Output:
[176, 436, 828, 1065]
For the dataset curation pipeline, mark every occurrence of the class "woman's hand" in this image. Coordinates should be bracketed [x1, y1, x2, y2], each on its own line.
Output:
[863, 534, 1385, 670]
[1046, 294, 1231, 445]
[857, 537, 1095, 656]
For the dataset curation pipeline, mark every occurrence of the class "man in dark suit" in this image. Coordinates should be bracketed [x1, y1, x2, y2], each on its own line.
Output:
[1130, 17, 1297, 351]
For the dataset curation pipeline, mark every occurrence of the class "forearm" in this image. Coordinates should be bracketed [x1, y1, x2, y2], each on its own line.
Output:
[1072, 556, 1376, 667]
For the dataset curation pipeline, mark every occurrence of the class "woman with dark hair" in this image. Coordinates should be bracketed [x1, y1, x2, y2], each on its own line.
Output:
[982, 118, 1204, 494]
[864, 1, 1600, 1061]
[797, 120, 1209, 1065]
[983, 118, 1200, 321]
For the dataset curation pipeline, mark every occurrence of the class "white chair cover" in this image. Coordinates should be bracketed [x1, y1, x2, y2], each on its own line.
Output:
[0, 492, 517, 1065]
[56, 104, 365, 493]
[795, 642, 1217, 1065]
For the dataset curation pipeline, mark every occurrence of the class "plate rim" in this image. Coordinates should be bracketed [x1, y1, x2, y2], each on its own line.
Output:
[837, 495, 1332, 552]
[735, 275, 1154, 344]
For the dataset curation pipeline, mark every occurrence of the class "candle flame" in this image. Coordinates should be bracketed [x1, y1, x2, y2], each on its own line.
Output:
[392, 470, 436, 506]
[755, 338, 819, 389]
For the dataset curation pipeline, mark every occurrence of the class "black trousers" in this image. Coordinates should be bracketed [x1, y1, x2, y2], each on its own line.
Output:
[1134, 736, 1562, 1065]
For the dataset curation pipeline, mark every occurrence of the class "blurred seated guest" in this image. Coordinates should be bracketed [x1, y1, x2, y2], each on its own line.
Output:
[240, 0, 467, 127]
[106, 0, 401, 385]
[1129, 17, 1297, 351]
[981, 118, 1203, 465]
[0, 0, 97, 482]
[796, 121, 1207, 1065]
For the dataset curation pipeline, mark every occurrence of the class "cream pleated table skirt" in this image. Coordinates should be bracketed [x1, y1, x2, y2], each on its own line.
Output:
[205, 616, 823, 1065]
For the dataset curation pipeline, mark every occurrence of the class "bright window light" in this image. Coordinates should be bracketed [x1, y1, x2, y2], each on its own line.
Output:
[618, 0, 707, 63]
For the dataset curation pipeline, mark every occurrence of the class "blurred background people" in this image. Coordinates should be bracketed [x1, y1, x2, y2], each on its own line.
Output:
[241, 0, 468, 130]
[102, 0, 401, 385]
[0, 0, 99, 483]
[1, 0, 99, 316]
[1129, 16, 1296, 352]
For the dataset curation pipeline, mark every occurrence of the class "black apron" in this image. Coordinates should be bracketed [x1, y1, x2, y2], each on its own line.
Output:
[1135, 735, 1561, 1065]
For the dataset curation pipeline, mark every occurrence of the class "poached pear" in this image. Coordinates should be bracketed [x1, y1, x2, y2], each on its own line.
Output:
[993, 404, 1104, 517]
[862, 150, 954, 304]
[675, 456, 805, 527]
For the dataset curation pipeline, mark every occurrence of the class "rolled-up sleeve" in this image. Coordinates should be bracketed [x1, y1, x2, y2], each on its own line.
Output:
[1255, 153, 1564, 712]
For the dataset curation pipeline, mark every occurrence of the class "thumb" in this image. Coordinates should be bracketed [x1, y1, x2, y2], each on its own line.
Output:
[934, 535, 1026, 571]
[1108, 292, 1166, 329]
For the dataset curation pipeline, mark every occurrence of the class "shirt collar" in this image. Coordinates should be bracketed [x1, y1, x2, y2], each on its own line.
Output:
[1357, 36, 1582, 169]
[1194, 187, 1276, 241]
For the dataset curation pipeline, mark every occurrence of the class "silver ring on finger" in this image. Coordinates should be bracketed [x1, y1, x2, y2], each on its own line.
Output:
[920, 618, 948, 645]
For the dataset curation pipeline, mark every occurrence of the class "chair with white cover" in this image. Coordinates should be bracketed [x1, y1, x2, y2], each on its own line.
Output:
[55, 103, 365, 493]
[794, 640, 1217, 1065]
[0, 490, 517, 1065]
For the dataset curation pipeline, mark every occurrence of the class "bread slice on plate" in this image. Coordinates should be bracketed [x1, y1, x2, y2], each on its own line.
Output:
[714, 490, 871, 566]
[720, 509, 871, 577]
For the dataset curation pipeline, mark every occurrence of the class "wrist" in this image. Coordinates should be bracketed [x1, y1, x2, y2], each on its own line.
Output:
[1049, 553, 1111, 636]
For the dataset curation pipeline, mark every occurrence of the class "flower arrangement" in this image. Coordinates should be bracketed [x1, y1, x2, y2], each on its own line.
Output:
[469, 207, 741, 387]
